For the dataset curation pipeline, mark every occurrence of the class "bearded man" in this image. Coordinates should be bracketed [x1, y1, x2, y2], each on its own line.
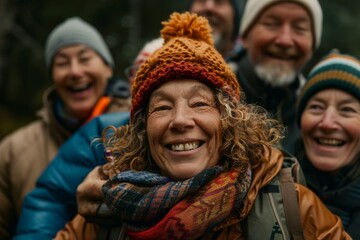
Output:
[227, 0, 322, 154]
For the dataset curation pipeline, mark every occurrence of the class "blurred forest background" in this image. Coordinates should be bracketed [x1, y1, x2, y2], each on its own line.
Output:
[0, 0, 359, 139]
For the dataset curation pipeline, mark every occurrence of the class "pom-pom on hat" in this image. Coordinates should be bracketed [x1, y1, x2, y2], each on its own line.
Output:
[131, 12, 240, 118]
[45, 17, 114, 70]
[297, 50, 360, 125]
[240, 0, 323, 48]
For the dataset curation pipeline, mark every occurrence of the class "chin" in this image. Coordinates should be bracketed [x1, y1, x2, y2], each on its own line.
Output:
[311, 160, 340, 172]
[255, 63, 296, 87]
[170, 168, 202, 180]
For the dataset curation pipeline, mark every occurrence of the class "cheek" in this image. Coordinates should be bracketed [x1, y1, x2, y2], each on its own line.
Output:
[146, 116, 166, 152]
[204, 115, 222, 147]
[222, 6, 234, 24]
[52, 69, 65, 84]
[347, 120, 360, 146]
[296, 38, 313, 64]
[242, 34, 265, 60]
[95, 66, 112, 82]
[300, 113, 315, 138]
[189, 4, 200, 13]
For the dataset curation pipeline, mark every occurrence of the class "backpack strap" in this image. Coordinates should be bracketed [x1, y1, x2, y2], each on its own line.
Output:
[279, 167, 304, 240]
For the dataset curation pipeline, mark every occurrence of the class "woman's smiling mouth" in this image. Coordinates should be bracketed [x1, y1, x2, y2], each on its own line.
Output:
[170, 141, 201, 151]
[316, 138, 344, 147]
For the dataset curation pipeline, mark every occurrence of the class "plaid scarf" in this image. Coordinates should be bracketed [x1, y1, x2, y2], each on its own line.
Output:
[102, 165, 251, 239]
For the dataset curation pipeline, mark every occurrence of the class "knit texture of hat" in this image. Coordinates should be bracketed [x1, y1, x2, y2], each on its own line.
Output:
[240, 0, 322, 48]
[131, 12, 240, 118]
[297, 51, 360, 125]
[45, 17, 114, 69]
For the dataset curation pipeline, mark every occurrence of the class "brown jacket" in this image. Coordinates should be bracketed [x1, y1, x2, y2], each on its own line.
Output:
[54, 148, 351, 240]
[0, 87, 130, 239]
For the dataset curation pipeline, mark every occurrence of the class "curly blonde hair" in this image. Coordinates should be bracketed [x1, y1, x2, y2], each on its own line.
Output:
[102, 89, 284, 174]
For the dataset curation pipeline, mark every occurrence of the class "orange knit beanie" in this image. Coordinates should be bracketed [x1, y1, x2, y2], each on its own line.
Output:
[131, 12, 240, 117]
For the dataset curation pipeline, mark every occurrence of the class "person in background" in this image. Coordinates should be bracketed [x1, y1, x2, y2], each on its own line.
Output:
[0, 17, 130, 239]
[188, 0, 245, 58]
[54, 12, 349, 240]
[125, 37, 163, 86]
[227, 0, 322, 154]
[14, 34, 163, 240]
[296, 50, 360, 239]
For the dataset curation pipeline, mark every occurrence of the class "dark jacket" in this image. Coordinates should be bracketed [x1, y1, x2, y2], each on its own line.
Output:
[14, 112, 130, 240]
[297, 149, 360, 239]
[227, 50, 304, 154]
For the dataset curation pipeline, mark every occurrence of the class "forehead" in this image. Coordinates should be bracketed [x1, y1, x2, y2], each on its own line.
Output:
[259, 2, 311, 20]
[55, 44, 94, 57]
[310, 88, 359, 103]
[151, 79, 213, 97]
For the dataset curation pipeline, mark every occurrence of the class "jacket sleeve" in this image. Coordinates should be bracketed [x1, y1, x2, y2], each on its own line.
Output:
[14, 112, 130, 240]
[296, 183, 352, 240]
[0, 136, 17, 239]
[53, 214, 98, 240]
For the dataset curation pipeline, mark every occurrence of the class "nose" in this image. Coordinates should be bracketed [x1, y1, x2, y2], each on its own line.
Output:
[318, 108, 339, 130]
[69, 60, 84, 77]
[169, 105, 195, 132]
[275, 25, 294, 48]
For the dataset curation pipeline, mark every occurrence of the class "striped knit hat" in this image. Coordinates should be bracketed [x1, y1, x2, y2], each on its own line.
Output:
[297, 50, 360, 124]
[131, 12, 240, 118]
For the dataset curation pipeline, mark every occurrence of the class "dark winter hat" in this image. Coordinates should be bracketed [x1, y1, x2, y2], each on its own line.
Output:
[297, 50, 360, 125]
[131, 12, 240, 118]
[188, 0, 246, 40]
[45, 17, 114, 69]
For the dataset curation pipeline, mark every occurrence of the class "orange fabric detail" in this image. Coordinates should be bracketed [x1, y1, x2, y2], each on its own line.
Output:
[84, 96, 111, 124]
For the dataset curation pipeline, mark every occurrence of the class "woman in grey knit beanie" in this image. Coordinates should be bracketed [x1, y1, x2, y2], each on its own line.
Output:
[45, 17, 114, 70]
[45, 16, 118, 122]
[0, 16, 130, 239]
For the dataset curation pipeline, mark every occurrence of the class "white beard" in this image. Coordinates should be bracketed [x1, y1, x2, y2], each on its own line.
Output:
[254, 62, 296, 87]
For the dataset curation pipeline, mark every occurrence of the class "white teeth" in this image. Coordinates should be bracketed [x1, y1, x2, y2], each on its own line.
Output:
[70, 83, 90, 92]
[171, 142, 199, 151]
[318, 138, 343, 146]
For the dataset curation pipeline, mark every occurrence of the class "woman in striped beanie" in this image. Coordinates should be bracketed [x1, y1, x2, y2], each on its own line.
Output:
[296, 50, 360, 239]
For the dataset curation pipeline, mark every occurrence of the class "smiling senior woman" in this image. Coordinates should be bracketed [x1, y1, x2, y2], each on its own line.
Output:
[296, 50, 360, 239]
[55, 12, 350, 240]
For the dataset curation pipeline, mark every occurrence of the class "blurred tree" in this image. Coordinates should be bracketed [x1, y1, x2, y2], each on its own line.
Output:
[303, 0, 360, 73]
[0, 0, 359, 139]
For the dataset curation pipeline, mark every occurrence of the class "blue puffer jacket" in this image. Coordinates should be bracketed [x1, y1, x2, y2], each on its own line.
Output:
[14, 112, 130, 240]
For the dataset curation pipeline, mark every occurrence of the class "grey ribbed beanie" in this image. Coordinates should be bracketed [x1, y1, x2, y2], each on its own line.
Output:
[45, 17, 114, 69]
